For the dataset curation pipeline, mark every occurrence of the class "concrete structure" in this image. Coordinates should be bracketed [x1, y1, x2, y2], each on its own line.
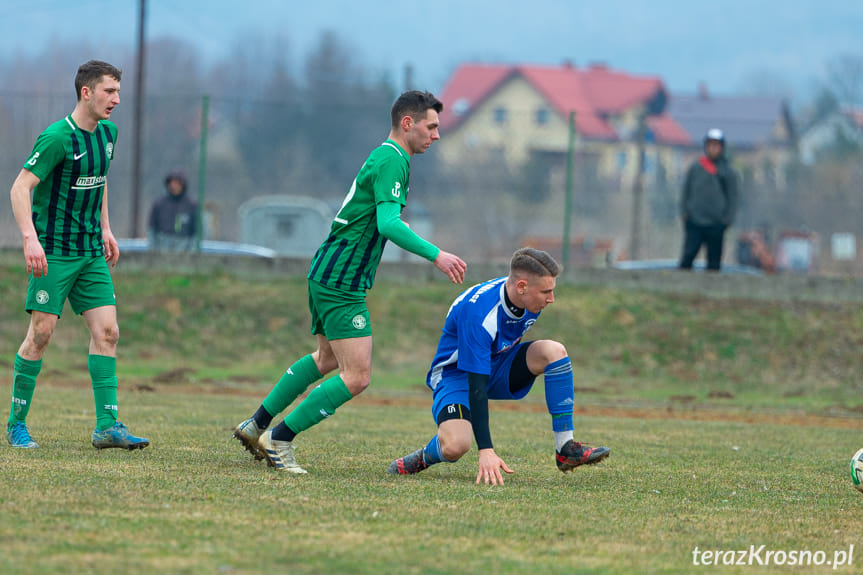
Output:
[238, 195, 333, 258]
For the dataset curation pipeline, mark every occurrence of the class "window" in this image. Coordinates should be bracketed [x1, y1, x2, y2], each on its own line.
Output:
[535, 108, 549, 126]
[644, 128, 656, 144]
[644, 154, 656, 174]
[453, 98, 470, 117]
[492, 107, 507, 125]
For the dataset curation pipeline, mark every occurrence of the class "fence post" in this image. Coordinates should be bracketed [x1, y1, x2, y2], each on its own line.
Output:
[195, 94, 210, 252]
[629, 109, 647, 261]
[562, 110, 576, 268]
[130, 0, 147, 238]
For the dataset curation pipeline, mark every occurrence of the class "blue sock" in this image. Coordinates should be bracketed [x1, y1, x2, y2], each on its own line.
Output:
[422, 434, 454, 465]
[544, 357, 574, 433]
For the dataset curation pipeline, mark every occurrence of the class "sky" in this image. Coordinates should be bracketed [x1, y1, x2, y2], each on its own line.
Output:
[1, 0, 861, 103]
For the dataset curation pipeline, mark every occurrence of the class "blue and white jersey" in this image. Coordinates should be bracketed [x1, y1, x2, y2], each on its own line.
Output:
[426, 277, 540, 391]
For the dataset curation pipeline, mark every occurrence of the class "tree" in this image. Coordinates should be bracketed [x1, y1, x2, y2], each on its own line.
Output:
[302, 30, 393, 196]
[825, 52, 863, 109]
[232, 36, 306, 193]
[142, 36, 206, 197]
[735, 68, 795, 99]
[811, 87, 840, 123]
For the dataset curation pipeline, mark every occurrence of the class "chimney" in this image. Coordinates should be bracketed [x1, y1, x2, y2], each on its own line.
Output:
[698, 82, 709, 100]
[561, 59, 575, 70]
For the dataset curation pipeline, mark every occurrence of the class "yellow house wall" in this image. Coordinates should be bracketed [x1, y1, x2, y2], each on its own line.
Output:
[438, 75, 572, 166]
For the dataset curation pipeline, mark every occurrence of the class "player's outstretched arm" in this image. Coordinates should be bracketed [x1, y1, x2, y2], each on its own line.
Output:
[376, 201, 466, 283]
[434, 251, 466, 284]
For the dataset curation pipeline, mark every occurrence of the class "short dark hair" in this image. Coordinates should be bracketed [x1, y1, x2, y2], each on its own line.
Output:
[75, 60, 122, 100]
[391, 90, 443, 128]
[510, 247, 560, 278]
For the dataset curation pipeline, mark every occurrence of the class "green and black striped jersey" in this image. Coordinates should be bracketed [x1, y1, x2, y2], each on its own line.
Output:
[308, 139, 411, 292]
[23, 115, 117, 257]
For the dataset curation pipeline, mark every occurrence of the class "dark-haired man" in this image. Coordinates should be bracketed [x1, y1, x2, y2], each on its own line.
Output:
[387, 248, 609, 485]
[7, 60, 149, 450]
[233, 90, 467, 473]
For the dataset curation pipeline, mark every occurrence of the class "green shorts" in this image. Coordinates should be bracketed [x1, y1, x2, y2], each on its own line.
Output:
[307, 279, 371, 340]
[26, 255, 116, 317]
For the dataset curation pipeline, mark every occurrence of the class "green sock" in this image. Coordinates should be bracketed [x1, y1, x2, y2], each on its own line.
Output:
[89, 355, 118, 431]
[8, 354, 42, 428]
[262, 355, 323, 417]
[282, 375, 353, 435]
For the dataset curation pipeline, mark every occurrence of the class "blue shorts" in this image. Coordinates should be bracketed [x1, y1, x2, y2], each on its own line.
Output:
[429, 342, 535, 422]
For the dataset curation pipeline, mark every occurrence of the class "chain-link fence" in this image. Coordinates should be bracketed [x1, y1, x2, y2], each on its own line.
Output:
[2, 93, 862, 275]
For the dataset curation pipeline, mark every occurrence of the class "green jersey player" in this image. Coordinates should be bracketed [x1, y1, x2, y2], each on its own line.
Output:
[234, 90, 467, 473]
[7, 60, 148, 450]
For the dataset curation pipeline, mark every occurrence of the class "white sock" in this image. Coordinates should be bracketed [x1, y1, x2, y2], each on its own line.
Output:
[554, 430, 573, 451]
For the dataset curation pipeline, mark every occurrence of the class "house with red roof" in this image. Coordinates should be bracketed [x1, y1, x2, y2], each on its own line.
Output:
[436, 61, 692, 185]
[433, 62, 801, 263]
[434, 61, 694, 261]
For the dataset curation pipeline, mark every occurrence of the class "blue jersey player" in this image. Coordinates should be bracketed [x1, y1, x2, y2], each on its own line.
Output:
[387, 248, 609, 485]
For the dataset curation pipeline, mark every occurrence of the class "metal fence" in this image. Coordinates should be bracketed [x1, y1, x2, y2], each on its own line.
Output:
[2, 94, 862, 275]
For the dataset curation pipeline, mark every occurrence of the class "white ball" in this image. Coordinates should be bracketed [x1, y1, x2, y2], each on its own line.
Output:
[850, 448, 863, 493]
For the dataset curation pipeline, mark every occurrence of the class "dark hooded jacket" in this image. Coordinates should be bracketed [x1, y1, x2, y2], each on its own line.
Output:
[680, 154, 738, 227]
[148, 172, 197, 251]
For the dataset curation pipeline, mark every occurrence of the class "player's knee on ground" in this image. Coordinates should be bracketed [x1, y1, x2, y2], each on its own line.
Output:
[440, 435, 472, 462]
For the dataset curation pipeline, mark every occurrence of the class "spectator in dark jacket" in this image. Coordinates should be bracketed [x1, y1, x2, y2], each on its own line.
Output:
[679, 129, 738, 271]
[148, 169, 197, 252]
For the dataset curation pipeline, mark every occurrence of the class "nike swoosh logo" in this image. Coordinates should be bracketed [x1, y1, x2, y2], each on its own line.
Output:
[74, 152, 87, 160]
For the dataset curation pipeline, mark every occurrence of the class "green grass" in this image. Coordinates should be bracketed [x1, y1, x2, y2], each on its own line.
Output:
[3, 258, 863, 413]
[2, 257, 863, 573]
[0, 387, 861, 575]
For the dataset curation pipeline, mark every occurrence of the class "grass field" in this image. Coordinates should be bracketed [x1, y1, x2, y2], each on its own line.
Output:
[1, 256, 862, 574]
[1, 387, 860, 574]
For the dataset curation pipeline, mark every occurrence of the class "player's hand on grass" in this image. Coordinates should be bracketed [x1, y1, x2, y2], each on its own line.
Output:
[476, 448, 513, 485]
[23, 236, 47, 278]
[434, 250, 467, 284]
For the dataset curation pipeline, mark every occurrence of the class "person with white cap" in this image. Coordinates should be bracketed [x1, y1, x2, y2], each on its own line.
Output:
[678, 128, 739, 271]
